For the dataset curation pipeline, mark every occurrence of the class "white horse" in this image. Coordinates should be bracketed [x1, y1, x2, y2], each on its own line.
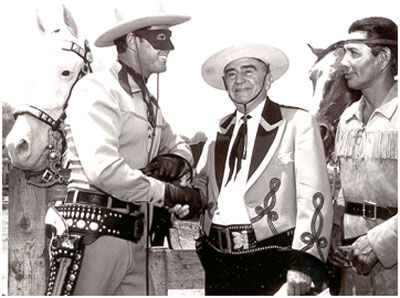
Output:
[5, 4, 93, 187]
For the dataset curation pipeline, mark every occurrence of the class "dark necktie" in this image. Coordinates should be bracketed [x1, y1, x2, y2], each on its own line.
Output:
[226, 115, 252, 184]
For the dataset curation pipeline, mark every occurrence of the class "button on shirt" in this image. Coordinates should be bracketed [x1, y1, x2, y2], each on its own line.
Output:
[335, 82, 398, 238]
[212, 102, 264, 225]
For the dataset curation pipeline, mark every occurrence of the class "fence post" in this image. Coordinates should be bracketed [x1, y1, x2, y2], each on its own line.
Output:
[8, 168, 47, 295]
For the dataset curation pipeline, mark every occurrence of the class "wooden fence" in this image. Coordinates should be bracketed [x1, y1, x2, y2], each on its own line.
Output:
[6, 167, 204, 295]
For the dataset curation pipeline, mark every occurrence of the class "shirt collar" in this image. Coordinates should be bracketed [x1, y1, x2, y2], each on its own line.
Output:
[376, 82, 398, 119]
[111, 60, 142, 94]
[236, 99, 265, 124]
[345, 81, 398, 122]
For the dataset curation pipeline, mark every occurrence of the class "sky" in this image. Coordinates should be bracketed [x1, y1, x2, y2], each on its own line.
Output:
[0, 0, 398, 138]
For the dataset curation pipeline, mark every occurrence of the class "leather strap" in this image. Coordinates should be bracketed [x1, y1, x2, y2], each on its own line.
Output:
[56, 204, 144, 243]
[345, 201, 397, 221]
[66, 191, 140, 213]
[207, 224, 294, 254]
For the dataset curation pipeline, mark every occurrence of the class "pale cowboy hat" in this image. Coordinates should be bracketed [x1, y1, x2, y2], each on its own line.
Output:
[202, 43, 289, 90]
[95, 3, 191, 47]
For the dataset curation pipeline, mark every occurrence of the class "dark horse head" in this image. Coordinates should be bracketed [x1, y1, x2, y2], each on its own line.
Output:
[308, 41, 362, 162]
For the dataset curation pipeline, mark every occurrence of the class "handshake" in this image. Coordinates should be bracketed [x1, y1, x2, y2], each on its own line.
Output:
[142, 154, 205, 219]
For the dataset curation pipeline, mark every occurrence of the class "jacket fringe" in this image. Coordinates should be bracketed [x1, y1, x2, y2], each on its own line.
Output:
[335, 129, 397, 160]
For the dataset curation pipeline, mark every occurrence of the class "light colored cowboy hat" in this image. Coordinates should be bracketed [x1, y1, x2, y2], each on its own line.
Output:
[95, 2, 191, 47]
[202, 43, 289, 90]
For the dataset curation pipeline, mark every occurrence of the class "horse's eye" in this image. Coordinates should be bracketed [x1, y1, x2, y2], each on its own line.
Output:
[61, 70, 71, 76]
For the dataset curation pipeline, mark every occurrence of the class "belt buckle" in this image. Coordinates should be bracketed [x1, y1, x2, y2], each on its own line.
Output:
[363, 201, 377, 221]
[133, 214, 144, 240]
[42, 169, 53, 183]
[217, 227, 232, 254]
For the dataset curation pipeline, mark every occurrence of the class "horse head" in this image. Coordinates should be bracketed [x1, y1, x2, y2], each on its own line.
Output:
[5, 4, 93, 187]
[308, 41, 362, 162]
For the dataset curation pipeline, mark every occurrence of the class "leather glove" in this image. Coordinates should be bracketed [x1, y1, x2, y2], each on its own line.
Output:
[164, 182, 204, 219]
[142, 154, 186, 182]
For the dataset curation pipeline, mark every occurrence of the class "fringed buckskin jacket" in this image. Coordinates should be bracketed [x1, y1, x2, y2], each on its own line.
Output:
[334, 82, 398, 295]
[193, 98, 333, 279]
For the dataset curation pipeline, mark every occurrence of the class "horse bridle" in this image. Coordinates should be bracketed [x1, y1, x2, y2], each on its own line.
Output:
[13, 39, 93, 188]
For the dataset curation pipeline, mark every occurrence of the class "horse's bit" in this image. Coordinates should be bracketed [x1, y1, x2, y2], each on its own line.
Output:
[13, 40, 93, 188]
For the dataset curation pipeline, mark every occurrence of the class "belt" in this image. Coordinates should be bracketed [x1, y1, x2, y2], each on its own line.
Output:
[207, 224, 294, 255]
[55, 203, 144, 243]
[345, 201, 397, 221]
[66, 191, 141, 213]
[342, 236, 359, 246]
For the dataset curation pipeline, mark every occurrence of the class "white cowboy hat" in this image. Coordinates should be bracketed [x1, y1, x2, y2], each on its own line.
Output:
[95, 3, 191, 47]
[202, 43, 289, 90]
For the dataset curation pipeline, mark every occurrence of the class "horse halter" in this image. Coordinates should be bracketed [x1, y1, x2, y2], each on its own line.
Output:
[13, 39, 93, 188]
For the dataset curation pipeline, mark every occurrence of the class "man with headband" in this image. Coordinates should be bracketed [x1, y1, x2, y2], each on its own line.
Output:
[192, 44, 333, 295]
[56, 3, 203, 295]
[329, 17, 398, 295]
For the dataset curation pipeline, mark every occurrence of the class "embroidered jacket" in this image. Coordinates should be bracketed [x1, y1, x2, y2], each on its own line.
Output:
[335, 82, 398, 268]
[65, 61, 192, 205]
[193, 98, 333, 278]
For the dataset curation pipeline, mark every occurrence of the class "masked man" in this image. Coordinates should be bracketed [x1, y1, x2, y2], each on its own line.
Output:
[330, 16, 398, 295]
[45, 4, 203, 296]
[193, 44, 333, 295]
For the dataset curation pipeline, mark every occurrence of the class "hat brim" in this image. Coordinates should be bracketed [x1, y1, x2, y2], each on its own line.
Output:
[202, 44, 289, 90]
[95, 15, 191, 47]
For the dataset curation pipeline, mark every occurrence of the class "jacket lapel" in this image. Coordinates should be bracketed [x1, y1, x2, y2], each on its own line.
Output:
[248, 99, 284, 182]
[214, 112, 236, 191]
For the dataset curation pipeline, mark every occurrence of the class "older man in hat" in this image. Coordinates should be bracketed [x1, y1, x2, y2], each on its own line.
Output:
[192, 44, 333, 295]
[329, 16, 398, 295]
[49, 4, 203, 296]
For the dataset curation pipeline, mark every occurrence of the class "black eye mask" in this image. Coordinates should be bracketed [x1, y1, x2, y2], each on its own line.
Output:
[134, 29, 174, 50]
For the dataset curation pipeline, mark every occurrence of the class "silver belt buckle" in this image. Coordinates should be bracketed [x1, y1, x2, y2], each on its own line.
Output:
[42, 169, 54, 183]
[363, 201, 377, 221]
[217, 227, 232, 254]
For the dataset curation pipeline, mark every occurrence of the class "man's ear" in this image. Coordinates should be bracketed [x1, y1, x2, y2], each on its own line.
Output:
[264, 73, 273, 91]
[126, 32, 137, 51]
[379, 47, 392, 71]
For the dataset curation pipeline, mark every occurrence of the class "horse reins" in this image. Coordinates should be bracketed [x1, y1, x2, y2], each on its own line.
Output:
[13, 39, 93, 188]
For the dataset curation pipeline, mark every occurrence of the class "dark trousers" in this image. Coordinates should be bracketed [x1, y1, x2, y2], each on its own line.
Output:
[196, 236, 290, 295]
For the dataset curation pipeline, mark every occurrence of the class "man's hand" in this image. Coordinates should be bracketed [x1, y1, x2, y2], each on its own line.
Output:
[142, 154, 186, 181]
[164, 183, 203, 219]
[168, 204, 190, 219]
[348, 235, 378, 275]
[286, 269, 312, 295]
[328, 224, 352, 267]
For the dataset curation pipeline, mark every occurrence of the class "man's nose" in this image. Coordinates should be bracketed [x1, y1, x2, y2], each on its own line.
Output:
[235, 73, 245, 84]
[341, 53, 350, 68]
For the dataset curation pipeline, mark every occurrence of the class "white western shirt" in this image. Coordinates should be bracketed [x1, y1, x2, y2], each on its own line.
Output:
[212, 102, 264, 225]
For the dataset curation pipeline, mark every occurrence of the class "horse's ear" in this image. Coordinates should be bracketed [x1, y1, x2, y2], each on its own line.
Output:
[36, 9, 46, 35]
[63, 5, 79, 39]
[307, 44, 325, 58]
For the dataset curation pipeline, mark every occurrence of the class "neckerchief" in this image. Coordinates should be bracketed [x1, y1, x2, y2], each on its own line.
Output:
[118, 60, 157, 128]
